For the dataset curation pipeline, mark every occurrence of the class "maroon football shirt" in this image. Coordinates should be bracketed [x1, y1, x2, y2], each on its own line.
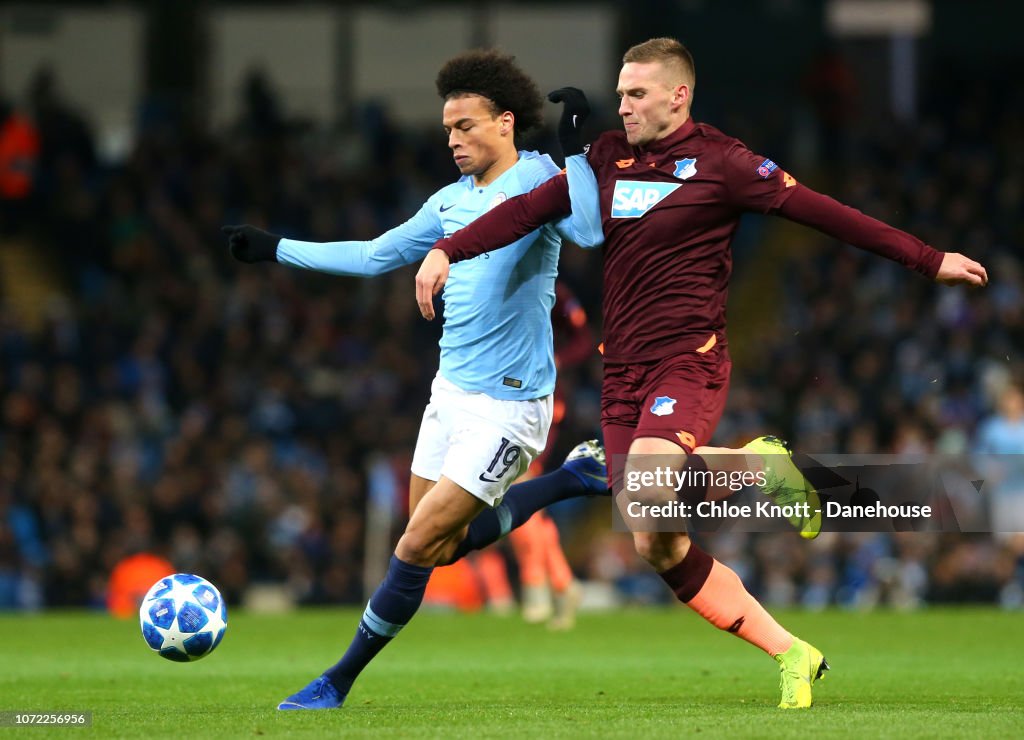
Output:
[438, 118, 942, 364]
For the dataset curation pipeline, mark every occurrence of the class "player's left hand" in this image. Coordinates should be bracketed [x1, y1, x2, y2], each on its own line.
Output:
[416, 248, 451, 320]
[936, 252, 988, 287]
[548, 87, 590, 157]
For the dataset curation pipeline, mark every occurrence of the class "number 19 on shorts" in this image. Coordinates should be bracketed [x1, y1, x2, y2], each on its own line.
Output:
[478, 437, 522, 483]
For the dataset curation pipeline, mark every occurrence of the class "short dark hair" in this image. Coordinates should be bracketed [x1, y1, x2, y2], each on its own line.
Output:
[436, 49, 543, 136]
[623, 37, 696, 91]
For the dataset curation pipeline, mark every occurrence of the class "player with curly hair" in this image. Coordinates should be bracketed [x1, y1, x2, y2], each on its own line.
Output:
[223, 49, 606, 710]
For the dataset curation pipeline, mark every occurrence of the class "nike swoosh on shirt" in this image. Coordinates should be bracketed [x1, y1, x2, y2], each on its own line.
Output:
[440, 203, 456, 212]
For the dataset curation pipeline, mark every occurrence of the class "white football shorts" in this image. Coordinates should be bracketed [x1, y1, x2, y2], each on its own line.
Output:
[410, 373, 553, 507]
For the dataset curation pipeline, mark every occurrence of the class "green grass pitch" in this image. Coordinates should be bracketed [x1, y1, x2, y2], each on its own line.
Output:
[2, 607, 1021, 738]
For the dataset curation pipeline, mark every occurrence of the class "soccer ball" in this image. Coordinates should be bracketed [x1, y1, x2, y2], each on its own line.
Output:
[139, 573, 228, 662]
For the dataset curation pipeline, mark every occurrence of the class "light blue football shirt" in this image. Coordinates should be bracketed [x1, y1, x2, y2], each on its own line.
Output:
[277, 151, 563, 400]
[564, 152, 604, 248]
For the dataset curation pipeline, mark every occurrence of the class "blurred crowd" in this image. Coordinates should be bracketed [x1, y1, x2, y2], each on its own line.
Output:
[0, 61, 1021, 612]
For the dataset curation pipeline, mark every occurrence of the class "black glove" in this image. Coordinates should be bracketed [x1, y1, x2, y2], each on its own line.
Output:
[222, 224, 281, 263]
[547, 87, 590, 157]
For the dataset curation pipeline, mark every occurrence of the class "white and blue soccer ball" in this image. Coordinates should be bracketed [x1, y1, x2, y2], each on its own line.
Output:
[139, 573, 228, 662]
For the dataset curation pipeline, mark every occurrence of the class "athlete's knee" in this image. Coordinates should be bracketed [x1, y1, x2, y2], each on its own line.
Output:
[633, 532, 691, 571]
[394, 531, 432, 567]
[397, 515, 471, 566]
[622, 437, 689, 506]
[397, 521, 465, 567]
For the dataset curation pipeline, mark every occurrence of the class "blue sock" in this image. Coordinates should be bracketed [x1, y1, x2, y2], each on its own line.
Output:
[323, 555, 433, 695]
[447, 468, 585, 564]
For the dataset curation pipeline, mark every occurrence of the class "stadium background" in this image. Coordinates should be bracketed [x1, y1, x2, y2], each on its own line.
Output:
[0, 0, 1021, 615]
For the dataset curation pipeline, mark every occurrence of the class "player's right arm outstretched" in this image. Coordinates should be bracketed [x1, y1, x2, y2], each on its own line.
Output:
[224, 196, 444, 278]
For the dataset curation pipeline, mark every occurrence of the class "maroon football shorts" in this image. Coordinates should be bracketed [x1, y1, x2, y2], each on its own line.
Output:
[601, 346, 731, 491]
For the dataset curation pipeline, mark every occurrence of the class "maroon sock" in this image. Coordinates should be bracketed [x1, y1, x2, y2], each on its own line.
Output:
[657, 541, 713, 602]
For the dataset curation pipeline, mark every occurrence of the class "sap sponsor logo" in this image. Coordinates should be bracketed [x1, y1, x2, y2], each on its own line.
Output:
[673, 158, 697, 180]
[611, 180, 681, 218]
[650, 396, 677, 416]
[757, 159, 778, 178]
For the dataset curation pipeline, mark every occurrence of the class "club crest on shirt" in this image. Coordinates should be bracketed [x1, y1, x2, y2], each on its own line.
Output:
[488, 192, 508, 210]
[650, 396, 678, 416]
[611, 180, 681, 218]
[673, 158, 697, 180]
